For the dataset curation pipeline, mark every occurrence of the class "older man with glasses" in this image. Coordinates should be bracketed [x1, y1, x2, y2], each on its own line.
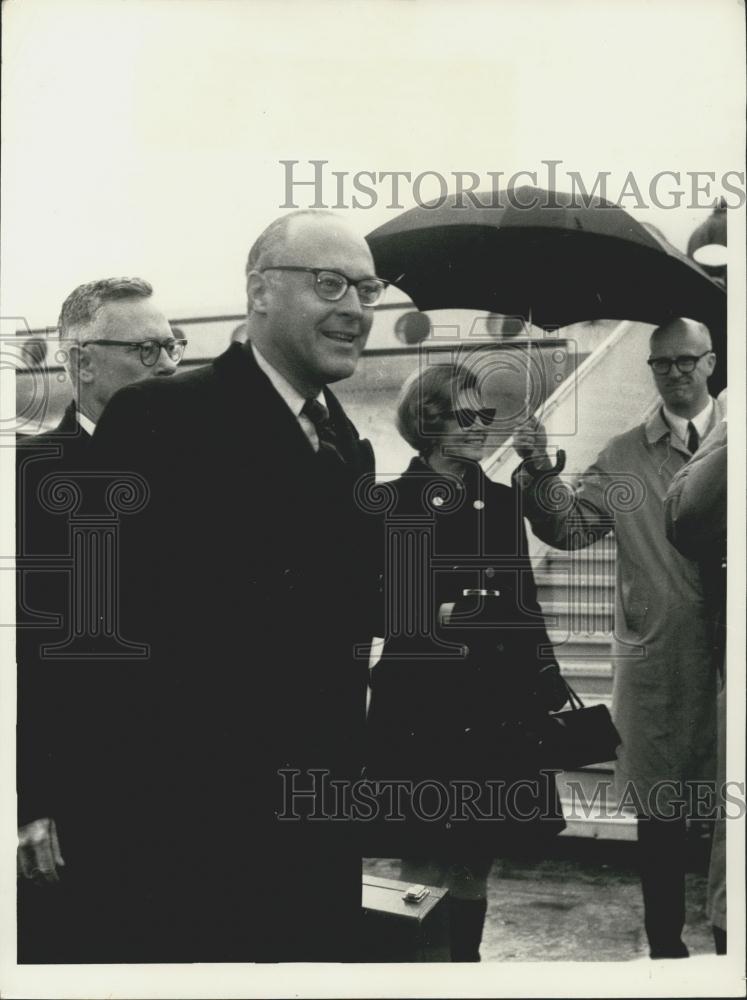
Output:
[16, 277, 182, 961]
[55, 277, 185, 434]
[513, 316, 724, 959]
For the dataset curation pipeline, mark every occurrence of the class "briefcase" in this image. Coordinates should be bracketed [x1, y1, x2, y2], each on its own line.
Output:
[361, 875, 450, 962]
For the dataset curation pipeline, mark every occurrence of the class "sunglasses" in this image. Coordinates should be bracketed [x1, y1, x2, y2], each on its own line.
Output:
[446, 407, 497, 429]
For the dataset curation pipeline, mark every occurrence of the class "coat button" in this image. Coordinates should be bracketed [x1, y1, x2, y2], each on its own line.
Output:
[473, 499, 485, 510]
[485, 567, 495, 578]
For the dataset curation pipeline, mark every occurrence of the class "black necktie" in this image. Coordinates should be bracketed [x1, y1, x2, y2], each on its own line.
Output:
[302, 398, 346, 466]
[687, 421, 699, 454]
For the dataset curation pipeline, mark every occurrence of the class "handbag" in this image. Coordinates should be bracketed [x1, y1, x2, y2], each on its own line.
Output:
[535, 679, 621, 770]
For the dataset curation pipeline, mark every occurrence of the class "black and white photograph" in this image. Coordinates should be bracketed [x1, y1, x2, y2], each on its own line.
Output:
[1, 1, 745, 997]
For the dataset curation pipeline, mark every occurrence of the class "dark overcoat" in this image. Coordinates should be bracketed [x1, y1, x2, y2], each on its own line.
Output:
[73, 343, 378, 961]
[16, 402, 104, 962]
[366, 456, 565, 856]
[17, 402, 92, 828]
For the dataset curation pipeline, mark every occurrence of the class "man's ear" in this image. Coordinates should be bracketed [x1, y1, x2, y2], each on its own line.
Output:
[247, 270, 270, 315]
[706, 351, 717, 376]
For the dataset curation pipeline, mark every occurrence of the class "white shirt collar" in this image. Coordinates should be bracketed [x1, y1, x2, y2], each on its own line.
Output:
[662, 397, 714, 444]
[76, 411, 96, 437]
[250, 342, 324, 416]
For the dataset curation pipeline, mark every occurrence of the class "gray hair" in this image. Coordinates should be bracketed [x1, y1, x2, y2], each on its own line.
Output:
[58, 277, 153, 338]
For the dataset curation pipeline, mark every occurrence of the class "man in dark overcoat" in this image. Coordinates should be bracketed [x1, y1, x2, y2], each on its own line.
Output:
[17, 277, 180, 961]
[88, 210, 382, 961]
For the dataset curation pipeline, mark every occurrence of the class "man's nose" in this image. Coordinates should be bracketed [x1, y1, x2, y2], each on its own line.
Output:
[153, 346, 179, 375]
[335, 284, 364, 318]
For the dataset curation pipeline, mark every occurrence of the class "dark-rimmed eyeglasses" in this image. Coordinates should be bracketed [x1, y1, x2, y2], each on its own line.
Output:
[446, 407, 497, 429]
[646, 351, 712, 375]
[259, 266, 388, 306]
[80, 338, 187, 367]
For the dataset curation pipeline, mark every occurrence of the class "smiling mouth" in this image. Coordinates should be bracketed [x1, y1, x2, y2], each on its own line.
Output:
[322, 331, 357, 345]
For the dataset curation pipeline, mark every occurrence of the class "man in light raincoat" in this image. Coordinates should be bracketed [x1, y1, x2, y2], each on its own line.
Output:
[513, 317, 724, 959]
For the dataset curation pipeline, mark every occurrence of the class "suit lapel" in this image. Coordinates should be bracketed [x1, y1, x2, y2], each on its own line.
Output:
[323, 388, 374, 477]
[212, 342, 374, 478]
[212, 343, 318, 469]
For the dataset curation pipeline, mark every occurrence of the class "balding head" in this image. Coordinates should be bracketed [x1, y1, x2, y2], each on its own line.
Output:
[245, 211, 378, 396]
[650, 317, 712, 355]
[246, 209, 341, 280]
[648, 317, 716, 417]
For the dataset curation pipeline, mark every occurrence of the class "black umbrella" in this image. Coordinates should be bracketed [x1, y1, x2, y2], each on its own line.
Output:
[366, 186, 726, 334]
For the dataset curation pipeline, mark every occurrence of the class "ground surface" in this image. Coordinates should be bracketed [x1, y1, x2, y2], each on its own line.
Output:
[363, 835, 714, 962]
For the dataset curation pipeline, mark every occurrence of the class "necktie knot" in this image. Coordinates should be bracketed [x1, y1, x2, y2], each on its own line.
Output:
[302, 398, 346, 465]
[302, 397, 331, 431]
[687, 421, 699, 454]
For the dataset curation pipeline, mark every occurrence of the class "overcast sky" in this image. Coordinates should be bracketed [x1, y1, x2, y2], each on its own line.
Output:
[1, 0, 744, 327]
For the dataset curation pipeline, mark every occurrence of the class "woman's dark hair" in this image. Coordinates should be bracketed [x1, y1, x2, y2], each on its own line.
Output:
[395, 362, 478, 456]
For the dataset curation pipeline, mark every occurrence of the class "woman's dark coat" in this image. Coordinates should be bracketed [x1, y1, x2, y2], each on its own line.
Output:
[366, 456, 566, 855]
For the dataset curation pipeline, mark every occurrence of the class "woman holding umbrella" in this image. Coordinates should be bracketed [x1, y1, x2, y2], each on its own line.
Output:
[366, 362, 569, 962]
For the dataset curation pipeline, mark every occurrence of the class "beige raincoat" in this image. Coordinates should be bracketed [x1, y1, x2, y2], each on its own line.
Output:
[515, 399, 725, 815]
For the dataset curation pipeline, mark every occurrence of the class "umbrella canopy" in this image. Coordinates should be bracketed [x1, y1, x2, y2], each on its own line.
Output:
[366, 186, 726, 333]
